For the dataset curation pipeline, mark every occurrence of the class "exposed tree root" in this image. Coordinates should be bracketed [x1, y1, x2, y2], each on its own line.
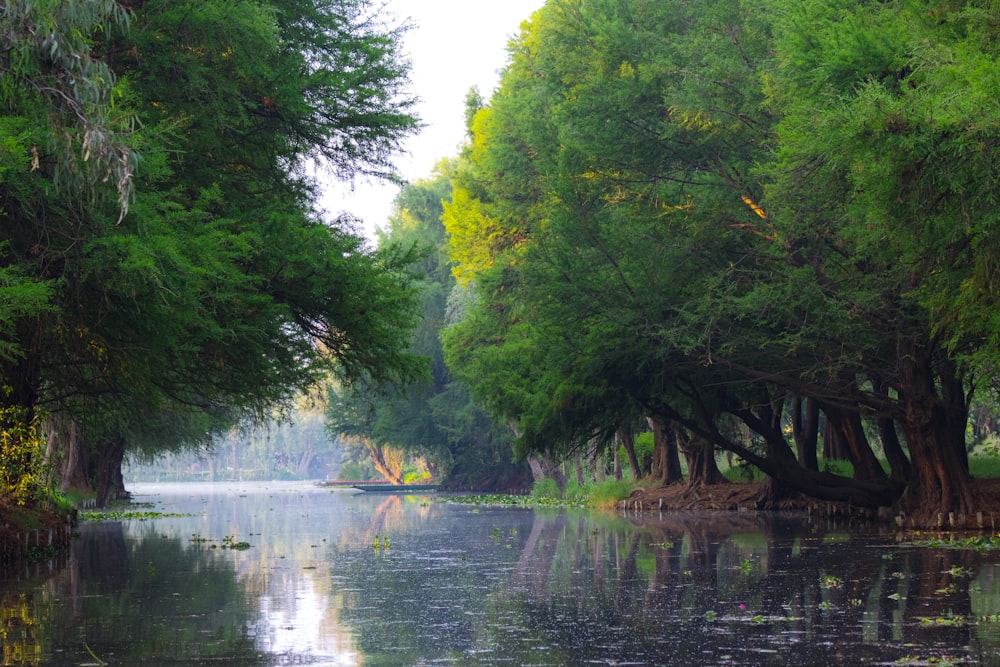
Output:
[622, 479, 1000, 529]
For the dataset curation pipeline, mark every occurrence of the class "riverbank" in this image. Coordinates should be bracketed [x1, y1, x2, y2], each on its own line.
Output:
[0, 501, 75, 565]
[622, 478, 1000, 529]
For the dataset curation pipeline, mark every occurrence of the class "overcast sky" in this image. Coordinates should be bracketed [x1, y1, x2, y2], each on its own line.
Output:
[321, 0, 544, 240]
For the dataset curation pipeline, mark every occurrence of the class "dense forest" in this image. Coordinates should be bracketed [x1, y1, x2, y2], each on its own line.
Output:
[358, 0, 1000, 526]
[425, 0, 1000, 526]
[4, 0, 1000, 529]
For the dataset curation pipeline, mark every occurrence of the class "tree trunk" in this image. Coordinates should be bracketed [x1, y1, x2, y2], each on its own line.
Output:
[822, 406, 886, 483]
[678, 430, 727, 488]
[878, 417, 910, 483]
[617, 425, 641, 480]
[526, 452, 567, 492]
[822, 416, 850, 461]
[871, 379, 911, 483]
[647, 414, 683, 486]
[730, 404, 898, 509]
[589, 436, 606, 482]
[364, 437, 404, 484]
[749, 474, 798, 509]
[896, 339, 976, 524]
[95, 436, 127, 508]
[42, 412, 91, 493]
[790, 394, 819, 472]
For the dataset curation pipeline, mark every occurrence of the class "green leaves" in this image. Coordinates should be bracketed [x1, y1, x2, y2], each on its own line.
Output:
[2, 0, 137, 217]
[0, 0, 426, 498]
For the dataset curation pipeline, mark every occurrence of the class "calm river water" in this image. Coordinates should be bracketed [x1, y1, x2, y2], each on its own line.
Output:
[3, 481, 1000, 665]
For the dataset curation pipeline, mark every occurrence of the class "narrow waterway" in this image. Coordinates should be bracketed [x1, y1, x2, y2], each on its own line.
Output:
[2, 481, 1000, 665]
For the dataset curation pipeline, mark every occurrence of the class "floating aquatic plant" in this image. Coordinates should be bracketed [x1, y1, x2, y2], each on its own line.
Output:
[221, 535, 251, 550]
[80, 510, 192, 522]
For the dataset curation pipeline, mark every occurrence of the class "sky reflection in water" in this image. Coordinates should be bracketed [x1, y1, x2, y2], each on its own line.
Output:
[3, 481, 1000, 666]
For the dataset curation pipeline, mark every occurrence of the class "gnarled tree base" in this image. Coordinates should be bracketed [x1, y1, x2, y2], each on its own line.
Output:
[624, 479, 1000, 529]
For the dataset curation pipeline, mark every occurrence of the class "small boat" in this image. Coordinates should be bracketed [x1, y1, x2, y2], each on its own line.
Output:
[351, 483, 439, 493]
[316, 479, 391, 488]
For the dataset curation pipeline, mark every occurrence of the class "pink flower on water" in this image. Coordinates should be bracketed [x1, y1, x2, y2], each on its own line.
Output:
[739, 604, 745, 610]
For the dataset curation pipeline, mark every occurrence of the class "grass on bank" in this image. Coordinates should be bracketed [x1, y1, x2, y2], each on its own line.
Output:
[447, 478, 644, 510]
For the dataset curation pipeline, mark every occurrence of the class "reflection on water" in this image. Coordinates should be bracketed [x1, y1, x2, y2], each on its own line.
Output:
[3, 481, 1000, 665]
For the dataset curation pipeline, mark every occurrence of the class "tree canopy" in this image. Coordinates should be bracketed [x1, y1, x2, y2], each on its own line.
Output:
[439, 0, 1000, 525]
[327, 162, 527, 490]
[0, 0, 424, 505]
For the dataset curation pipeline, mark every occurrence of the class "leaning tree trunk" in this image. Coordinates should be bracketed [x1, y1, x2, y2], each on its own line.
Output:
[822, 417, 850, 462]
[616, 425, 641, 481]
[588, 436, 606, 482]
[363, 438, 404, 485]
[730, 403, 899, 509]
[822, 405, 887, 483]
[878, 416, 911, 484]
[871, 379, 912, 483]
[526, 452, 567, 492]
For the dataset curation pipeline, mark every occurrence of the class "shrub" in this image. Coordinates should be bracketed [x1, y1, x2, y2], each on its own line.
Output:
[0, 404, 47, 506]
[531, 478, 562, 500]
[564, 480, 591, 501]
[587, 479, 633, 508]
[337, 461, 375, 481]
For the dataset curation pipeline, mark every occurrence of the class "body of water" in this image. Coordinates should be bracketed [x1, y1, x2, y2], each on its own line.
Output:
[2, 481, 1000, 665]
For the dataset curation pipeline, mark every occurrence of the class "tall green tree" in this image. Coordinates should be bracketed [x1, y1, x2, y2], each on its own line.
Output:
[443, 0, 775, 486]
[750, 0, 1000, 520]
[328, 163, 526, 489]
[1, 0, 425, 505]
[441, 0, 1000, 524]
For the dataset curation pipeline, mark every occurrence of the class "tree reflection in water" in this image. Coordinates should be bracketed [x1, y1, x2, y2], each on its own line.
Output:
[4, 483, 1000, 666]
[335, 503, 1000, 665]
[1, 521, 266, 666]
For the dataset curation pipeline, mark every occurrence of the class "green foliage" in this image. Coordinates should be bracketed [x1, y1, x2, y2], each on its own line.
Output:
[970, 455, 1000, 479]
[435, 0, 1000, 518]
[442, 0, 776, 464]
[912, 535, 1000, 552]
[587, 480, 634, 509]
[562, 479, 636, 507]
[80, 510, 191, 522]
[338, 461, 377, 482]
[0, 403, 46, 506]
[0, 0, 426, 506]
[445, 493, 587, 509]
[328, 166, 524, 489]
[564, 480, 590, 502]
[0, 0, 137, 215]
[627, 433, 655, 475]
[530, 478, 562, 500]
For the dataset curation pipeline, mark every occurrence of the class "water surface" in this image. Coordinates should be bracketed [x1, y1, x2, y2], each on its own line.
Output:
[3, 481, 1000, 665]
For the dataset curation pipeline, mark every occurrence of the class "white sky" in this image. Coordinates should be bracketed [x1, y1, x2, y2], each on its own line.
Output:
[321, 0, 544, 241]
